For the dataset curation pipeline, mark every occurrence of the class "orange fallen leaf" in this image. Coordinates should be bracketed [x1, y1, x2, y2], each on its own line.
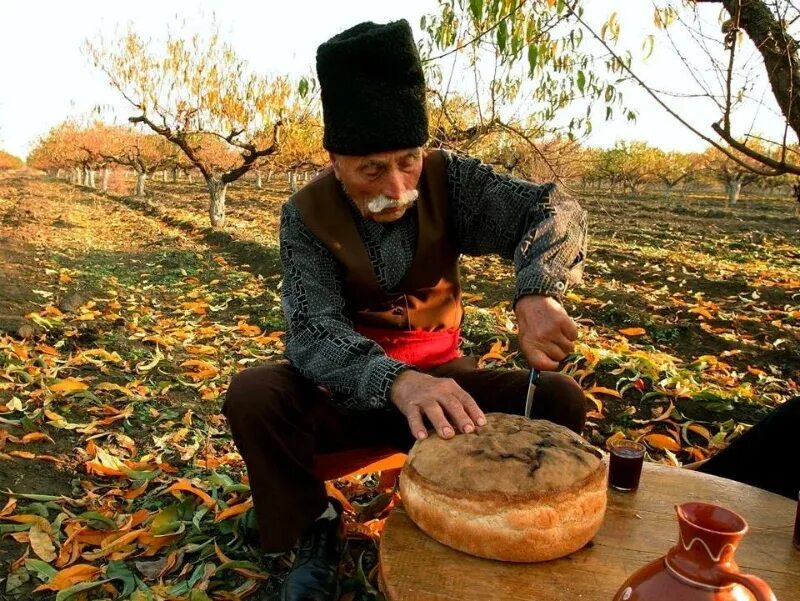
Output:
[124, 481, 148, 500]
[34, 564, 102, 592]
[618, 327, 647, 337]
[16, 432, 55, 444]
[236, 322, 262, 337]
[9, 450, 37, 459]
[180, 359, 219, 381]
[214, 499, 254, 522]
[166, 479, 215, 508]
[688, 306, 714, 320]
[325, 482, 353, 512]
[643, 433, 681, 452]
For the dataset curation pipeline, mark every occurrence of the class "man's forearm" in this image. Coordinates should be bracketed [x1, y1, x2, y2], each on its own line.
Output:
[283, 320, 408, 410]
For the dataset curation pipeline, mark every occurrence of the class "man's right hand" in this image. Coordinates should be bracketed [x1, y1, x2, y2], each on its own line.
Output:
[390, 370, 486, 441]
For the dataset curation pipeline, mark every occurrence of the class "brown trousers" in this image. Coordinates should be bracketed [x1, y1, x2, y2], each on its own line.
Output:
[222, 357, 587, 552]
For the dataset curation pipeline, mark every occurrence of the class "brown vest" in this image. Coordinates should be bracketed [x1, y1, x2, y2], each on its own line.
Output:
[291, 150, 462, 332]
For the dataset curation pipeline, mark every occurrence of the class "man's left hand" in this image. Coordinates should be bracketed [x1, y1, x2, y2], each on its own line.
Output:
[515, 294, 578, 370]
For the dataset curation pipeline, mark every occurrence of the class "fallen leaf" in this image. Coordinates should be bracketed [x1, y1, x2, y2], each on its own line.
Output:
[643, 433, 681, 452]
[29, 523, 56, 562]
[49, 378, 89, 394]
[214, 500, 253, 522]
[165, 479, 215, 508]
[34, 564, 102, 592]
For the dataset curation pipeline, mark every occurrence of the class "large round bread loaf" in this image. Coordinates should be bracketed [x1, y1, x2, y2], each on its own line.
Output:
[399, 413, 608, 562]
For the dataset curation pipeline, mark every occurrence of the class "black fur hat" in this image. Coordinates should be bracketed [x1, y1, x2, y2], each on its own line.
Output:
[316, 19, 429, 155]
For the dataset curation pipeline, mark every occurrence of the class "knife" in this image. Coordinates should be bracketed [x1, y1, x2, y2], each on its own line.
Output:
[524, 368, 541, 419]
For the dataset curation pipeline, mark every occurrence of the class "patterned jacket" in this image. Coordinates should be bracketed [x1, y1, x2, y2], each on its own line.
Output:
[279, 150, 587, 410]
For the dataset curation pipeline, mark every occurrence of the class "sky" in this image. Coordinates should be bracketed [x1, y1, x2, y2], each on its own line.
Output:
[1, 0, 791, 159]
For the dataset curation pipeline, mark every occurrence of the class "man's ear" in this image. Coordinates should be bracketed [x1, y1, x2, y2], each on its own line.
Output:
[328, 152, 340, 180]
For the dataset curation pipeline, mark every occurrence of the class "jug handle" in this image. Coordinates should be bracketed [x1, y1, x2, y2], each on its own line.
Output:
[721, 570, 776, 601]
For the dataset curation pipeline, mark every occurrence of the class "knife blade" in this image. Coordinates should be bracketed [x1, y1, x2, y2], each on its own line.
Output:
[524, 368, 541, 419]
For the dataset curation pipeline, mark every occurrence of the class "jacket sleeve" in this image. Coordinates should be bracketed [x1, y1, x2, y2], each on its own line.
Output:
[279, 202, 407, 410]
[445, 151, 587, 302]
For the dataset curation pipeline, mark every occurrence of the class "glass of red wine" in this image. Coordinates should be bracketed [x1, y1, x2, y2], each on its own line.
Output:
[608, 439, 646, 492]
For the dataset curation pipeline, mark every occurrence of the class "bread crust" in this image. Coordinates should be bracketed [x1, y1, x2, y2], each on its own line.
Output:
[399, 414, 609, 562]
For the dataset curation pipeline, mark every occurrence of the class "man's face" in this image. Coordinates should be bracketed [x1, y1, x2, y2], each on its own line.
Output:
[330, 147, 424, 223]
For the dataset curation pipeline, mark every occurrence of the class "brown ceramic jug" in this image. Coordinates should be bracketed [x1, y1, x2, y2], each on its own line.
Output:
[612, 502, 776, 601]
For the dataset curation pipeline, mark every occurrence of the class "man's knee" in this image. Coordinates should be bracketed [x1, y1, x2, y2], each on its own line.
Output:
[223, 363, 298, 424]
[535, 372, 587, 434]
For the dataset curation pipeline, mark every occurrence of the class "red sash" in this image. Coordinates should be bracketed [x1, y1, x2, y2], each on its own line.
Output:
[354, 325, 461, 371]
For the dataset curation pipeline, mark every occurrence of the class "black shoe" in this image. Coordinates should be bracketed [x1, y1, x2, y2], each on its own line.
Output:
[280, 499, 345, 601]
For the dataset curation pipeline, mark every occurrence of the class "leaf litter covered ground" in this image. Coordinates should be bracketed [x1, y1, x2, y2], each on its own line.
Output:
[0, 171, 798, 600]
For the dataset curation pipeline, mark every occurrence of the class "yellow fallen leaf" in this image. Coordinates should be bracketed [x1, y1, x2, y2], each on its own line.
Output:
[29, 523, 56, 562]
[49, 378, 89, 394]
[586, 386, 622, 398]
[687, 423, 712, 442]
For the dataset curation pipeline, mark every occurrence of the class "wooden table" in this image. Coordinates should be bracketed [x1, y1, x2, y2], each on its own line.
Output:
[379, 463, 800, 600]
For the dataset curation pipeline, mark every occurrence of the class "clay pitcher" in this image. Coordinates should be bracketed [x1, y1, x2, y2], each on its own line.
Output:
[613, 502, 776, 601]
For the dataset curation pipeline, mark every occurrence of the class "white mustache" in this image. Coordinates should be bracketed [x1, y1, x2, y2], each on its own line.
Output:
[367, 189, 419, 213]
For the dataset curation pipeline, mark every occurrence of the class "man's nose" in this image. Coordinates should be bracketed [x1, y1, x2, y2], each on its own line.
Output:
[383, 168, 405, 199]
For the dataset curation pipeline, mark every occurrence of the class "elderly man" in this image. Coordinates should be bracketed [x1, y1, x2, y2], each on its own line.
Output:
[224, 19, 588, 601]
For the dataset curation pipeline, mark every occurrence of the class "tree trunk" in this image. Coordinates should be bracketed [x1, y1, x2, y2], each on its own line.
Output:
[725, 179, 741, 206]
[102, 168, 110, 193]
[172, 168, 179, 183]
[715, 0, 800, 142]
[135, 172, 146, 197]
[208, 180, 228, 227]
[188, 172, 194, 184]
[256, 170, 262, 189]
[267, 170, 273, 182]
[289, 171, 297, 193]
[56, 168, 63, 179]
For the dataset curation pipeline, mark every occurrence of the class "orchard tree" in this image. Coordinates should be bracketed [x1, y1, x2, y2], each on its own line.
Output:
[97, 126, 174, 196]
[701, 146, 764, 205]
[274, 110, 327, 192]
[421, 0, 637, 178]
[0, 150, 23, 170]
[85, 26, 295, 227]
[28, 122, 84, 183]
[429, 1, 800, 183]
[651, 149, 702, 197]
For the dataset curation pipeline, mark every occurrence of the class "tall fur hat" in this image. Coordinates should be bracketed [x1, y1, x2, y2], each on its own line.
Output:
[316, 19, 429, 155]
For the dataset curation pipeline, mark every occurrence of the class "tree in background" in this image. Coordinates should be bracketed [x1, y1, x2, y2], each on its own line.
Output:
[421, 0, 636, 181]
[428, 0, 800, 184]
[27, 122, 84, 183]
[85, 25, 298, 227]
[700, 146, 765, 205]
[0, 150, 24, 170]
[96, 126, 175, 196]
[272, 107, 327, 192]
[651, 149, 702, 198]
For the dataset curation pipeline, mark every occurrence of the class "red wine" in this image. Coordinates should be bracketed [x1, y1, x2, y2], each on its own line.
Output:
[609, 445, 645, 491]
